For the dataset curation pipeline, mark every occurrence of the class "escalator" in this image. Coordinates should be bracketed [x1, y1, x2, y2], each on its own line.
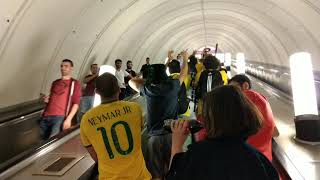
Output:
[0, 100, 44, 173]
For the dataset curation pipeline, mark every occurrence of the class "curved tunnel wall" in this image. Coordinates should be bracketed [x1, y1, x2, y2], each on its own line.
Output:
[0, 0, 320, 108]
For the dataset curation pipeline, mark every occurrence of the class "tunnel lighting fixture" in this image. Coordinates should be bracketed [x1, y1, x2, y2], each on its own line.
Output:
[224, 53, 231, 66]
[195, 54, 202, 59]
[258, 66, 264, 69]
[236, 53, 246, 74]
[93, 65, 116, 107]
[290, 52, 320, 144]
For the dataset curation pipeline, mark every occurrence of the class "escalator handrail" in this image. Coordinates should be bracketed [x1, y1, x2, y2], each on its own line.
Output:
[0, 94, 140, 173]
[0, 110, 43, 128]
[0, 99, 45, 124]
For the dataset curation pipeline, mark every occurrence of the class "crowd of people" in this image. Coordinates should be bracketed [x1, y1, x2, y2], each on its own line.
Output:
[39, 49, 280, 180]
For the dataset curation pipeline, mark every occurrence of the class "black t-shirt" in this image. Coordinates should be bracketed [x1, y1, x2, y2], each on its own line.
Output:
[140, 64, 150, 76]
[167, 138, 279, 180]
[125, 69, 136, 84]
[140, 79, 180, 135]
[140, 64, 149, 72]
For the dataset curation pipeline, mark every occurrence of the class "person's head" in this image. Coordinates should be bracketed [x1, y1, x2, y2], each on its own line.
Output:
[60, 59, 74, 76]
[145, 64, 168, 85]
[146, 57, 150, 64]
[127, 60, 133, 70]
[115, 59, 122, 69]
[95, 72, 120, 100]
[203, 85, 263, 139]
[177, 54, 182, 60]
[168, 60, 181, 74]
[189, 55, 198, 66]
[203, 48, 211, 57]
[203, 55, 220, 70]
[90, 64, 99, 75]
[229, 74, 252, 90]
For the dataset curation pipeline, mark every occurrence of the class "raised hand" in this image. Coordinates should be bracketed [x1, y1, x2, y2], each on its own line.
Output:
[182, 50, 189, 61]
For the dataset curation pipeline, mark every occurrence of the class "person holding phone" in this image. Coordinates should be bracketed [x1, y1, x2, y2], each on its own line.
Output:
[40, 59, 81, 140]
[167, 85, 279, 180]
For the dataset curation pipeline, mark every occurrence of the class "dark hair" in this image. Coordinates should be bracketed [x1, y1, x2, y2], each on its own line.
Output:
[127, 60, 132, 65]
[203, 85, 262, 139]
[145, 64, 168, 85]
[189, 55, 197, 66]
[229, 74, 252, 89]
[95, 73, 120, 98]
[203, 55, 220, 70]
[146, 57, 150, 60]
[168, 60, 181, 74]
[62, 59, 74, 67]
[91, 63, 98, 68]
[115, 59, 122, 63]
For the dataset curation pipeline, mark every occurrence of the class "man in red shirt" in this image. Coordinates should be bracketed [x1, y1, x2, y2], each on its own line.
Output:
[77, 64, 99, 123]
[40, 59, 81, 139]
[229, 74, 279, 161]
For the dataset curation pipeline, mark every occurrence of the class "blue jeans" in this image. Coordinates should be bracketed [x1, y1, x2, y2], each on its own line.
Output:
[77, 96, 94, 123]
[39, 116, 65, 140]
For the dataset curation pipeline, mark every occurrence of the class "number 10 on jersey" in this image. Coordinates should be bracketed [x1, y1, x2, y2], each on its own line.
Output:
[97, 121, 134, 159]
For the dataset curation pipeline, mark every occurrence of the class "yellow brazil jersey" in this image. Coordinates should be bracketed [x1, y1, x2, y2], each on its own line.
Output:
[195, 62, 204, 74]
[170, 73, 191, 90]
[80, 101, 151, 180]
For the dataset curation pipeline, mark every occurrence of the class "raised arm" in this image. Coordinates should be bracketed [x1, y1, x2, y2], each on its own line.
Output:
[179, 50, 189, 85]
[129, 77, 144, 93]
[84, 74, 98, 84]
[170, 120, 189, 168]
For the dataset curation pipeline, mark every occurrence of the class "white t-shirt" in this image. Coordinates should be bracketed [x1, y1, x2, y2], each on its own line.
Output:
[115, 69, 130, 88]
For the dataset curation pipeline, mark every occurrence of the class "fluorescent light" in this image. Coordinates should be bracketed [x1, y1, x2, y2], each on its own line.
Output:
[227, 71, 232, 79]
[290, 52, 318, 116]
[225, 53, 231, 67]
[93, 65, 116, 107]
[236, 53, 246, 74]
[258, 66, 264, 69]
[195, 54, 202, 59]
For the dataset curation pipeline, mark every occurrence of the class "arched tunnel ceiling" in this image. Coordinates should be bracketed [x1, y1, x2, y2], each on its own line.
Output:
[0, 0, 320, 108]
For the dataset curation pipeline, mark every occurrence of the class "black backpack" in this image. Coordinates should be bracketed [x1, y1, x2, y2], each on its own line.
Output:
[196, 70, 224, 100]
[177, 82, 190, 114]
[169, 76, 190, 115]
